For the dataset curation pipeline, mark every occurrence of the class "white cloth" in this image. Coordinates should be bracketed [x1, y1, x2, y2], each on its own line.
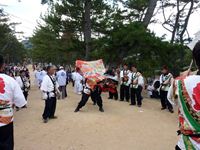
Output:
[0, 74, 27, 127]
[159, 73, 173, 91]
[71, 72, 76, 81]
[83, 83, 91, 95]
[39, 70, 47, 82]
[73, 72, 83, 94]
[138, 75, 144, 87]
[147, 79, 160, 97]
[129, 72, 144, 88]
[33, 70, 39, 86]
[15, 76, 23, 89]
[40, 75, 59, 99]
[120, 70, 131, 86]
[56, 70, 67, 86]
[120, 70, 130, 78]
[15, 76, 30, 92]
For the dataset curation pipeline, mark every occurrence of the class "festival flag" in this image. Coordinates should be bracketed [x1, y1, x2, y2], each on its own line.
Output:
[76, 59, 106, 89]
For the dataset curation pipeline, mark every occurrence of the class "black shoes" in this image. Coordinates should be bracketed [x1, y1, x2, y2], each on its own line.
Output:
[50, 116, 58, 119]
[129, 104, 136, 106]
[22, 105, 27, 108]
[74, 108, 80, 112]
[161, 107, 174, 113]
[43, 118, 49, 123]
[99, 107, 104, 112]
[130, 104, 141, 107]
[43, 116, 57, 123]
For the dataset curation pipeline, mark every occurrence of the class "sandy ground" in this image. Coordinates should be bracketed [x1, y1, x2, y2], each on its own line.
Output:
[14, 68, 179, 150]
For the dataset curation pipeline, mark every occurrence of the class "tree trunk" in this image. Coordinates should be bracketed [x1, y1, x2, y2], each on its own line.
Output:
[84, 0, 91, 60]
[180, 0, 194, 44]
[171, 0, 180, 44]
[143, 0, 158, 28]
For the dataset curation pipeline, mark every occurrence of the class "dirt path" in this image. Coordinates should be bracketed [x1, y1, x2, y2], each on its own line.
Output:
[14, 68, 178, 150]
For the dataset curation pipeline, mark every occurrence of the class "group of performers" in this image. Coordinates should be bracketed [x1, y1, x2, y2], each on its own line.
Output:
[1, 40, 199, 149]
[39, 41, 200, 149]
[119, 64, 145, 107]
[70, 63, 145, 113]
[71, 42, 200, 149]
[71, 63, 175, 112]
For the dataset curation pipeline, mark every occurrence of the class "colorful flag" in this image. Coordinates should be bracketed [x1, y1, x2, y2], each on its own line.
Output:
[76, 59, 106, 88]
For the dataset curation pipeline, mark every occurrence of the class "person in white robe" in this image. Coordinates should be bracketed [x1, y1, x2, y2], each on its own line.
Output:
[40, 66, 60, 123]
[73, 68, 83, 95]
[0, 55, 27, 150]
[38, 68, 47, 87]
[56, 66, 67, 99]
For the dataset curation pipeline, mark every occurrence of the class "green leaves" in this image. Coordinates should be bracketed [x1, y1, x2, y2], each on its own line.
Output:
[91, 22, 190, 76]
[34, 0, 191, 76]
[0, 12, 26, 63]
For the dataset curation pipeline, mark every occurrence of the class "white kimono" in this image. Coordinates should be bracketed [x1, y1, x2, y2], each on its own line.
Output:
[33, 70, 38, 86]
[73, 72, 83, 94]
[40, 75, 59, 99]
[38, 70, 47, 86]
[0, 74, 27, 127]
[56, 70, 67, 86]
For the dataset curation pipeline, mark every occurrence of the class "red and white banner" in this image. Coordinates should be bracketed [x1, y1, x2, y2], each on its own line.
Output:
[76, 59, 106, 88]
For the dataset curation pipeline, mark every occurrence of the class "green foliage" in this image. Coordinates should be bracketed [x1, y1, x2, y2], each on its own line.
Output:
[34, 0, 192, 77]
[31, 25, 84, 64]
[91, 22, 191, 76]
[0, 12, 27, 63]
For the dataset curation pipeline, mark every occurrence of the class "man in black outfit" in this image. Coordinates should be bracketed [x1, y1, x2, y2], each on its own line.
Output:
[120, 64, 130, 102]
[40, 66, 60, 123]
[75, 81, 104, 112]
[159, 66, 174, 113]
[130, 65, 144, 107]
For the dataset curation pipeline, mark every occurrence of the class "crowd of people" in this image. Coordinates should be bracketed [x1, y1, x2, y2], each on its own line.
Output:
[1, 40, 200, 149]
[31, 61, 176, 117]
[4, 64, 31, 108]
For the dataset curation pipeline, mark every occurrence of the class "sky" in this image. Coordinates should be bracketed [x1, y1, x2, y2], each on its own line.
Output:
[0, 0, 200, 41]
[0, 0, 48, 39]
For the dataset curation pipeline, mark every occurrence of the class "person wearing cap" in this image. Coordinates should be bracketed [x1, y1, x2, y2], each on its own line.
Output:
[159, 65, 174, 113]
[0, 55, 27, 150]
[168, 41, 200, 149]
[40, 66, 60, 123]
[56, 66, 67, 99]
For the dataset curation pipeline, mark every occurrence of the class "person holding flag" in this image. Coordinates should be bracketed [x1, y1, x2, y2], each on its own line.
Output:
[74, 79, 105, 112]
[74, 60, 107, 112]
